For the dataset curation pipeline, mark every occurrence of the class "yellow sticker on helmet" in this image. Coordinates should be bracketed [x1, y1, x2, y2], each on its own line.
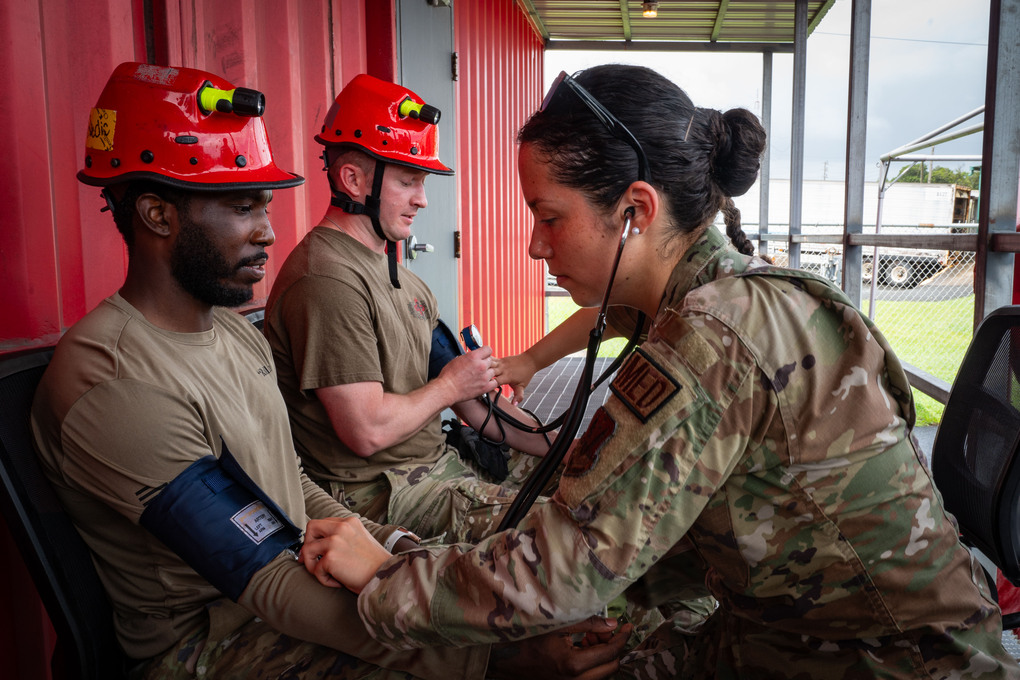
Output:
[86, 108, 116, 152]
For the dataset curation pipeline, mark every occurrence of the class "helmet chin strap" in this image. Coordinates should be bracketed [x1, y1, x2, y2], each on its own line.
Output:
[326, 154, 402, 288]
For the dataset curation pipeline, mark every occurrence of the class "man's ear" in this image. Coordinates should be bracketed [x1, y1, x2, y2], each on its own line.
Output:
[333, 161, 367, 199]
[621, 181, 659, 230]
[135, 193, 174, 238]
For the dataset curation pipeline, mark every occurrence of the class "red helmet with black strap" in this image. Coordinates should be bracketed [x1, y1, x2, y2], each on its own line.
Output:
[315, 74, 452, 176]
[78, 62, 303, 192]
[316, 75, 453, 288]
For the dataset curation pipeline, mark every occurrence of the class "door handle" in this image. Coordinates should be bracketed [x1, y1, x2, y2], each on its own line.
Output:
[407, 236, 435, 260]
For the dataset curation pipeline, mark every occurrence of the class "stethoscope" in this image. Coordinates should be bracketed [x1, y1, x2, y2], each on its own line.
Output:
[484, 71, 654, 529]
[483, 207, 645, 531]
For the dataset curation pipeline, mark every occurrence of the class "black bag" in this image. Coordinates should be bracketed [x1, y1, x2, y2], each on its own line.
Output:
[443, 419, 510, 482]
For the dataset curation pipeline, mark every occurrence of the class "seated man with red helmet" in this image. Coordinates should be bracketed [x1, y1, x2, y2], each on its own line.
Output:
[264, 75, 554, 543]
[31, 63, 628, 679]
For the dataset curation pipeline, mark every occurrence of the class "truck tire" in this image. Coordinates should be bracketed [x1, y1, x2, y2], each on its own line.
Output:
[884, 260, 917, 288]
[862, 261, 873, 283]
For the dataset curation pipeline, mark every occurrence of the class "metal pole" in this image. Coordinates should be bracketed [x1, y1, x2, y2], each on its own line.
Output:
[975, 0, 1019, 324]
[759, 51, 773, 259]
[842, 0, 871, 308]
[892, 106, 985, 152]
[788, 0, 807, 269]
[869, 161, 889, 319]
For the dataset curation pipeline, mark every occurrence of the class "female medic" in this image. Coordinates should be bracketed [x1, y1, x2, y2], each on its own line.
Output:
[299, 64, 1018, 679]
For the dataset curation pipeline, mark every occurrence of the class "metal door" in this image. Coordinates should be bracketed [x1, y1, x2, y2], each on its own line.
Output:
[397, 0, 459, 325]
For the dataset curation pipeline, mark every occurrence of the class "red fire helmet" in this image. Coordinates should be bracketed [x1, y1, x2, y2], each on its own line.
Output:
[315, 74, 453, 176]
[78, 62, 303, 191]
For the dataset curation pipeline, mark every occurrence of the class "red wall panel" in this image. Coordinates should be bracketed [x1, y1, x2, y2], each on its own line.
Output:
[0, 0, 142, 352]
[0, 1, 381, 675]
[454, 0, 546, 358]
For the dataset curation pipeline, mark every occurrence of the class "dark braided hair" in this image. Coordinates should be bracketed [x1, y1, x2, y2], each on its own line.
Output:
[518, 64, 766, 256]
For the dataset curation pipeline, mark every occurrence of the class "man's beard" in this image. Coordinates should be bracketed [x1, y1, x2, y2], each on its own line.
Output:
[170, 214, 259, 308]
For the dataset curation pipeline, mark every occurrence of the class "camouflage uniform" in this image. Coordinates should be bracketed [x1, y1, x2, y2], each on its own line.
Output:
[353, 225, 1019, 678]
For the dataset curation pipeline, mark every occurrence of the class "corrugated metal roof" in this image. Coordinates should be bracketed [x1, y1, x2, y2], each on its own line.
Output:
[516, 0, 836, 50]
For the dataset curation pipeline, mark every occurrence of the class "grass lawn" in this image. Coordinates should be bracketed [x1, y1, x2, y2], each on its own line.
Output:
[546, 294, 971, 426]
[868, 296, 973, 426]
[546, 296, 629, 358]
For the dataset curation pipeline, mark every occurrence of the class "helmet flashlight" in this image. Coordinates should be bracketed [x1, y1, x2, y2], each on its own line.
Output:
[198, 82, 266, 117]
[398, 97, 441, 125]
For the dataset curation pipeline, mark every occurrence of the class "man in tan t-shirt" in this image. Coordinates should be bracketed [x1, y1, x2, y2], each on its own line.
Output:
[265, 75, 556, 543]
[31, 63, 628, 680]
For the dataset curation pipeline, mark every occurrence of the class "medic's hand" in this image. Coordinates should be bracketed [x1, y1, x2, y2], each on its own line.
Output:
[300, 517, 391, 593]
[491, 352, 540, 405]
[487, 617, 632, 680]
[436, 346, 498, 402]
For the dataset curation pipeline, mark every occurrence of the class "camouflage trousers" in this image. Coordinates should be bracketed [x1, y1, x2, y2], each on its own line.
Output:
[613, 604, 1020, 679]
[322, 447, 549, 544]
[130, 616, 419, 680]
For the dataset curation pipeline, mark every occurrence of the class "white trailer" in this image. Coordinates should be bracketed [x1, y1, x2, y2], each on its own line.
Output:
[728, 179, 977, 288]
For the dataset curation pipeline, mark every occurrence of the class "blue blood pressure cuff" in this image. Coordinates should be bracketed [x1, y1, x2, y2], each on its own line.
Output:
[139, 439, 303, 601]
[428, 319, 464, 381]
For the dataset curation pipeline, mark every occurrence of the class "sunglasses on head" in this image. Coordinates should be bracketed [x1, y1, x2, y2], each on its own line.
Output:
[540, 71, 652, 184]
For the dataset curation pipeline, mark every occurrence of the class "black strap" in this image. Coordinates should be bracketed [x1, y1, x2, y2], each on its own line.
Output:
[366, 163, 401, 289]
[328, 159, 401, 289]
[330, 192, 368, 215]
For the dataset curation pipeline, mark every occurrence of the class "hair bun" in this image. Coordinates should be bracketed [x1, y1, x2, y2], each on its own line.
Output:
[711, 108, 766, 198]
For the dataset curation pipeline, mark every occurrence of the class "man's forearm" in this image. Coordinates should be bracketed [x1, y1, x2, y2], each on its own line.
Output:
[453, 396, 553, 457]
[242, 554, 490, 679]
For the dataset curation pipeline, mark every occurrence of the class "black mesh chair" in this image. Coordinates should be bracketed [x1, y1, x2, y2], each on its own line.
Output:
[931, 305, 1020, 630]
[0, 348, 128, 679]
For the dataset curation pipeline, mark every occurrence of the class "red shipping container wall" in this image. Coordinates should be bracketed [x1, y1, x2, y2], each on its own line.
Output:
[0, 0, 373, 354]
[0, 0, 376, 676]
[0, 0, 138, 353]
[455, 0, 546, 358]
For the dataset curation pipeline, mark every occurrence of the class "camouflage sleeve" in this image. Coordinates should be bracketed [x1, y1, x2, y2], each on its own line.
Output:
[356, 311, 760, 649]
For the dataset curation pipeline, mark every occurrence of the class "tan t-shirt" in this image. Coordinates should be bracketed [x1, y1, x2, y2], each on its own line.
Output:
[265, 227, 447, 483]
[30, 294, 487, 678]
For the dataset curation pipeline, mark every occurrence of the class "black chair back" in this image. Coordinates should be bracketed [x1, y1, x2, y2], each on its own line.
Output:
[0, 348, 127, 679]
[932, 306, 1020, 589]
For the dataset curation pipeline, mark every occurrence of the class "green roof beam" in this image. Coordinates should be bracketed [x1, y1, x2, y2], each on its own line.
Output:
[711, 0, 732, 42]
[516, 0, 550, 42]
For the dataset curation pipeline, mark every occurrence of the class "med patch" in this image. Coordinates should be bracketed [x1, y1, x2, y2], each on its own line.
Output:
[610, 348, 681, 423]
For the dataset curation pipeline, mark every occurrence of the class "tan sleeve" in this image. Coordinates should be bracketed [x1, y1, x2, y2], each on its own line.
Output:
[241, 554, 490, 680]
[55, 379, 221, 522]
[278, 275, 384, 393]
[300, 472, 410, 546]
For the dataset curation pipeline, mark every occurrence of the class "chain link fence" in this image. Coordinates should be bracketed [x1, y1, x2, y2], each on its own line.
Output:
[762, 225, 977, 425]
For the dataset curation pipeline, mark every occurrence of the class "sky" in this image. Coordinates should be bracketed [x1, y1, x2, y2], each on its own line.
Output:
[545, 0, 991, 183]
